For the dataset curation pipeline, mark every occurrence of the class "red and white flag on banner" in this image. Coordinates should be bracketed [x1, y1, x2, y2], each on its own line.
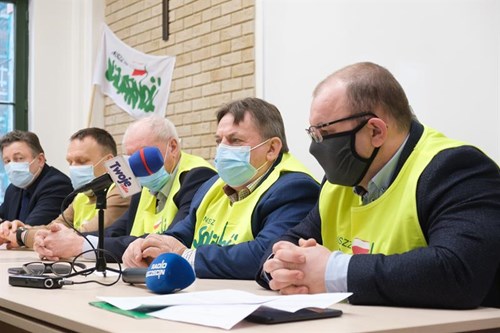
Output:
[92, 24, 176, 119]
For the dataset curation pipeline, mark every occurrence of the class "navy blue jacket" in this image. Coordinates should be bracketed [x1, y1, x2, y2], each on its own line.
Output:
[0, 164, 73, 226]
[256, 121, 500, 309]
[166, 159, 320, 280]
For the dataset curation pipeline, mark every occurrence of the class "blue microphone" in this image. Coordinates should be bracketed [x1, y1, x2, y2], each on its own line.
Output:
[122, 253, 196, 294]
[146, 253, 196, 294]
[128, 146, 164, 177]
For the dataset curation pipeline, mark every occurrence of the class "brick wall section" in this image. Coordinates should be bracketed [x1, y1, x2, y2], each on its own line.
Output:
[103, 0, 255, 161]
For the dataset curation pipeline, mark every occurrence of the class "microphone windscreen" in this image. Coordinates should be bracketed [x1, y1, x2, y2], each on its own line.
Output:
[145, 253, 196, 294]
[128, 146, 164, 177]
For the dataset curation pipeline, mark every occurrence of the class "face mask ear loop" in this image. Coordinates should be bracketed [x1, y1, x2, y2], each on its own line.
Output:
[352, 146, 380, 185]
[255, 159, 269, 172]
[93, 154, 109, 169]
[164, 143, 176, 175]
[248, 138, 273, 177]
[90, 155, 109, 179]
[250, 138, 272, 151]
[349, 120, 374, 162]
[30, 154, 44, 179]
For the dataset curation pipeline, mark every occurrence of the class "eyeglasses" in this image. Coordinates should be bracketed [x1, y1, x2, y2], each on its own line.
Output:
[22, 261, 86, 276]
[306, 112, 376, 143]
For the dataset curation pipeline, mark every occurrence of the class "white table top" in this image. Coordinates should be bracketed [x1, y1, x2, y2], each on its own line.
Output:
[1, 248, 499, 333]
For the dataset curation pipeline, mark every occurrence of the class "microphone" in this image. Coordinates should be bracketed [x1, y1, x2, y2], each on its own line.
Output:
[127, 146, 164, 177]
[72, 173, 113, 195]
[104, 156, 142, 197]
[122, 253, 196, 294]
[72, 146, 164, 197]
[122, 267, 149, 284]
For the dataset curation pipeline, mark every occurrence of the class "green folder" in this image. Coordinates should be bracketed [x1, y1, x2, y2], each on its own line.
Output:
[89, 301, 153, 319]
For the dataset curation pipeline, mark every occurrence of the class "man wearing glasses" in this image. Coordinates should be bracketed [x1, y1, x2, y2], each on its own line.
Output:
[257, 62, 500, 309]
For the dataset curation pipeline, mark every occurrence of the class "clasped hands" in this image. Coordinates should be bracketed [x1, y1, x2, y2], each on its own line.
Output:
[0, 219, 27, 248]
[33, 223, 83, 260]
[263, 238, 331, 295]
[122, 234, 187, 268]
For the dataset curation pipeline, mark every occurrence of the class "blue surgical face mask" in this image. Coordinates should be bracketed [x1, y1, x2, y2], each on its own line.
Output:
[137, 148, 171, 193]
[5, 159, 37, 189]
[214, 139, 270, 187]
[68, 155, 108, 190]
[69, 165, 95, 190]
[137, 168, 171, 193]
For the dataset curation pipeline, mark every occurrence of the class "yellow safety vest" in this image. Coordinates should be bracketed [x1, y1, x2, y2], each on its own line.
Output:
[320, 126, 464, 255]
[73, 183, 116, 230]
[192, 153, 314, 248]
[130, 152, 214, 236]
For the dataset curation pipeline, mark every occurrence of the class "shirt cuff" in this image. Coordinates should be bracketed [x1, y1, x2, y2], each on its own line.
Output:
[81, 235, 98, 260]
[182, 248, 196, 271]
[325, 251, 351, 292]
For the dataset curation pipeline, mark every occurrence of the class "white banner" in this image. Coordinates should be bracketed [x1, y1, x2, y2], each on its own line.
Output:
[92, 24, 176, 119]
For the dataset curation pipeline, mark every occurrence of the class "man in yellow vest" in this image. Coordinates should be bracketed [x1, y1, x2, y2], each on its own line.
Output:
[257, 62, 500, 309]
[122, 98, 320, 279]
[33, 115, 216, 261]
[0, 128, 131, 248]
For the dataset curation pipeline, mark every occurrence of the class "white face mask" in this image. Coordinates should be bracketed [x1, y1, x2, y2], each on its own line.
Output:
[5, 159, 37, 189]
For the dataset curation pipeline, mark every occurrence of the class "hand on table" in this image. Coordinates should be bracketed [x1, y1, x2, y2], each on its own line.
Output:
[33, 223, 83, 260]
[264, 238, 331, 295]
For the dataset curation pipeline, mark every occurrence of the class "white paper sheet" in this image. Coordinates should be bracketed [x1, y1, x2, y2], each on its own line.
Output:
[98, 289, 279, 311]
[97, 289, 351, 329]
[149, 304, 261, 330]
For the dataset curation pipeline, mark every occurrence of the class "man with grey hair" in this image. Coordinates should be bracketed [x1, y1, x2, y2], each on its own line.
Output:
[33, 115, 216, 261]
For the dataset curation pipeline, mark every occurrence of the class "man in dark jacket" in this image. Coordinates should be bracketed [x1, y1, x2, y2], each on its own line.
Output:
[258, 62, 500, 309]
[0, 130, 72, 232]
[122, 98, 320, 279]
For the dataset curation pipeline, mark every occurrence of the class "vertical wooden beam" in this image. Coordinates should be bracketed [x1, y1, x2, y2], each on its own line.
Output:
[162, 0, 169, 41]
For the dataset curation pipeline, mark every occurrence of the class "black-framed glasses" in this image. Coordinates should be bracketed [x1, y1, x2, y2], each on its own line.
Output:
[23, 261, 86, 276]
[306, 112, 376, 143]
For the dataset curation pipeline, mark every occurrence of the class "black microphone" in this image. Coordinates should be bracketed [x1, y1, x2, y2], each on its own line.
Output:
[70, 156, 143, 198]
[72, 173, 113, 194]
[122, 267, 148, 284]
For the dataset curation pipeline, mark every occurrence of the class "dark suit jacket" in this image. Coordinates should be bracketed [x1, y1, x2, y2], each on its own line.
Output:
[0, 164, 73, 226]
[256, 121, 500, 309]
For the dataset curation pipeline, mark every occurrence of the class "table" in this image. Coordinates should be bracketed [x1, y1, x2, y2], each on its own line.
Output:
[1, 248, 500, 333]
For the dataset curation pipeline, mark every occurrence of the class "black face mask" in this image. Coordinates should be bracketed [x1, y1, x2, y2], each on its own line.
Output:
[309, 120, 379, 186]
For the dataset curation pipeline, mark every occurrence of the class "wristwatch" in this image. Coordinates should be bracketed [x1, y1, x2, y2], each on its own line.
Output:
[16, 227, 27, 247]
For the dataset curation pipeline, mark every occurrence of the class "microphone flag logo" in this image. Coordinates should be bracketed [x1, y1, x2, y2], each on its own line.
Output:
[146, 260, 167, 279]
[104, 156, 142, 197]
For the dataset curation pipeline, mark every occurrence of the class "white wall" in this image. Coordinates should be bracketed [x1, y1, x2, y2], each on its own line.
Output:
[256, 0, 500, 180]
[29, 0, 104, 173]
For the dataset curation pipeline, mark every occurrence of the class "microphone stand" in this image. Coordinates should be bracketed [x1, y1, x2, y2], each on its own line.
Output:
[58, 182, 122, 281]
[92, 187, 120, 277]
